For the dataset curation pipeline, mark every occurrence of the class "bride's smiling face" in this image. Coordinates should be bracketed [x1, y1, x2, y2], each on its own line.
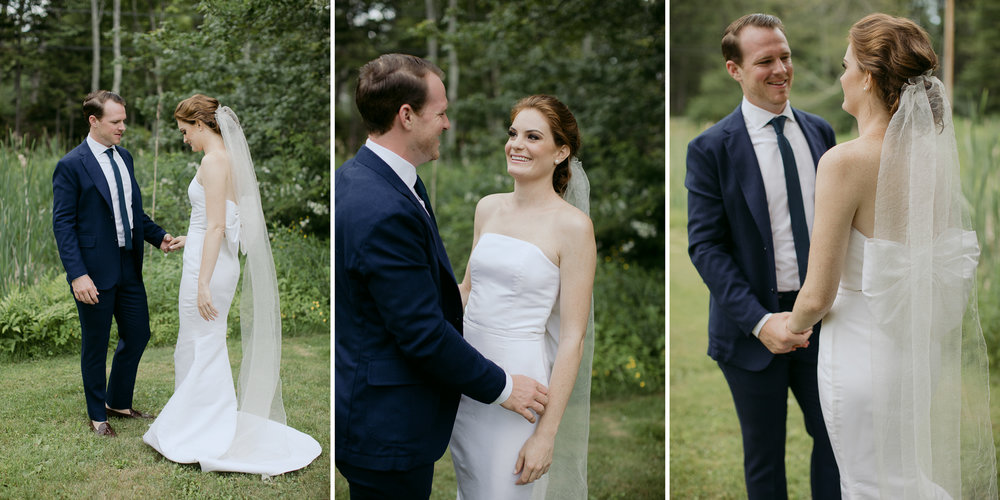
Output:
[505, 108, 567, 181]
[177, 119, 208, 152]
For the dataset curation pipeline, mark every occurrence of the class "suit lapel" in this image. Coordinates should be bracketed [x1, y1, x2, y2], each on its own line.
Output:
[722, 109, 773, 248]
[792, 109, 826, 167]
[79, 143, 114, 212]
[356, 146, 458, 282]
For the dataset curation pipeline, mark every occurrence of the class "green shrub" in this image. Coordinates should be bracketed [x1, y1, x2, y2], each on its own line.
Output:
[591, 258, 665, 395]
[0, 275, 80, 360]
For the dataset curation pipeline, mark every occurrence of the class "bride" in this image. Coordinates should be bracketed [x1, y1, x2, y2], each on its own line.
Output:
[143, 94, 321, 475]
[449, 95, 596, 499]
[785, 14, 996, 498]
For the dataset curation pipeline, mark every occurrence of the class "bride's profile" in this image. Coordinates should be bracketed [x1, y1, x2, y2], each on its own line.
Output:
[142, 94, 321, 475]
[786, 14, 996, 498]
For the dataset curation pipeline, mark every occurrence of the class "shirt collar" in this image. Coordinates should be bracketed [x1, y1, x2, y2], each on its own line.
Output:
[366, 137, 417, 189]
[741, 97, 795, 131]
[86, 135, 115, 158]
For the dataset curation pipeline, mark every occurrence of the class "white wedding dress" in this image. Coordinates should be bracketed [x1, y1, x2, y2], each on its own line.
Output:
[450, 232, 561, 499]
[818, 227, 979, 498]
[143, 177, 320, 475]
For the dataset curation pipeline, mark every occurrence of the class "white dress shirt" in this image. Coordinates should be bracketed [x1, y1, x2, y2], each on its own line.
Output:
[86, 135, 134, 248]
[364, 138, 514, 405]
[740, 99, 817, 336]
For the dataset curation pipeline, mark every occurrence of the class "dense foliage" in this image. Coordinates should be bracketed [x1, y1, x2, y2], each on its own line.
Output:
[1, 0, 331, 234]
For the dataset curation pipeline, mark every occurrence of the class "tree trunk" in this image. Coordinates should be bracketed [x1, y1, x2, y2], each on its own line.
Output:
[91, 0, 101, 91]
[13, 0, 25, 136]
[425, 0, 438, 63]
[112, 0, 121, 94]
[148, 0, 164, 219]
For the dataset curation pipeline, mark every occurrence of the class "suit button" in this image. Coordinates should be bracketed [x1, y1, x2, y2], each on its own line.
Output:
[770, 288, 776, 294]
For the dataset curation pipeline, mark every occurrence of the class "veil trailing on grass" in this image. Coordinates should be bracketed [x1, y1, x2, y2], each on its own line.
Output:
[538, 157, 594, 499]
[215, 106, 289, 463]
[863, 74, 997, 498]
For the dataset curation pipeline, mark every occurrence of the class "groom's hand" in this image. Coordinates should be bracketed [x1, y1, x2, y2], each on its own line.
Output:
[758, 312, 811, 354]
[159, 234, 174, 254]
[71, 274, 99, 305]
[501, 375, 549, 423]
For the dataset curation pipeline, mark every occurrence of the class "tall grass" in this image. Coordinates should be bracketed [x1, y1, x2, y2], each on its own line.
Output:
[956, 114, 1000, 368]
[0, 135, 64, 296]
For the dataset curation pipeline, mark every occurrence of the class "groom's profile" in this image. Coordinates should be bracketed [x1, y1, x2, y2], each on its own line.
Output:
[335, 53, 549, 499]
[685, 14, 841, 498]
[52, 90, 173, 438]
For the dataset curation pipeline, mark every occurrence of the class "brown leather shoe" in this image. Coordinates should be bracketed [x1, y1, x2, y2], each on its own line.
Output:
[89, 420, 117, 437]
[106, 407, 156, 419]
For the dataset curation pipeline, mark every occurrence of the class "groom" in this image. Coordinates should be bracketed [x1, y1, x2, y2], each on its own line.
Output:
[52, 90, 173, 438]
[335, 54, 549, 499]
[685, 14, 840, 499]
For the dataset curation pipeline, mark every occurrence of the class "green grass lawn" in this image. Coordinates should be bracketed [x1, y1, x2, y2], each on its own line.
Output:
[0, 333, 330, 499]
[333, 391, 665, 498]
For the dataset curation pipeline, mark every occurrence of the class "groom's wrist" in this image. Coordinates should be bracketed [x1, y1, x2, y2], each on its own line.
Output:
[492, 373, 514, 405]
[752, 313, 772, 338]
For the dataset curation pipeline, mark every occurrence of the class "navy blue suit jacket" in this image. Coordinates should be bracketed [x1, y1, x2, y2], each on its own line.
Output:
[686, 106, 836, 371]
[52, 141, 166, 289]
[335, 145, 506, 471]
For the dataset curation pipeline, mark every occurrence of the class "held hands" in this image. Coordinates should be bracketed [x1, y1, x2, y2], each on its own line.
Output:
[197, 283, 219, 321]
[501, 375, 549, 423]
[71, 274, 99, 305]
[159, 234, 187, 254]
[758, 312, 812, 354]
[167, 235, 186, 252]
[514, 432, 554, 485]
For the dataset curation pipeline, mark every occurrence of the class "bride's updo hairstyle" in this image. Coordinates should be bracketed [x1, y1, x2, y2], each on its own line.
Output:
[174, 94, 221, 134]
[510, 95, 581, 196]
[849, 13, 938, 117]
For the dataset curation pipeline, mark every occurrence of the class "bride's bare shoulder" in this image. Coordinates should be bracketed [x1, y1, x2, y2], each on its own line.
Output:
[818, 136, 881, 177]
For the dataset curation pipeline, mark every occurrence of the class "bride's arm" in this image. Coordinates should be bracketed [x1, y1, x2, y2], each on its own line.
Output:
[515, 211, 595, 485]
[787, 143, 869, 333]
[195, 152, 231, 321]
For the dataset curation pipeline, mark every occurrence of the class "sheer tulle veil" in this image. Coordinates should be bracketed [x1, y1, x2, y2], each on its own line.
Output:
[537, 158, 594, 499]
[215, 106, 290, 458]
[864, 74, 997, 497]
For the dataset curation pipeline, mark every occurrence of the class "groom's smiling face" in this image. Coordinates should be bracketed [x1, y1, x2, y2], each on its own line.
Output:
[726, 26, 793, 114]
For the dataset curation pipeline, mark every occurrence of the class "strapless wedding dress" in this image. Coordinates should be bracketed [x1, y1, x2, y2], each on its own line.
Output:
[450, 233, 561, 499]
[143, 176, 320, 475]
[818, 227, 977, 498]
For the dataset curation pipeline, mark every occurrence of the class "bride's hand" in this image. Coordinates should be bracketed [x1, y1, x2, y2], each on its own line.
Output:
[168, 235, 186, 252]
[514, 432, 554, 485]
[197, 284, 219, 321]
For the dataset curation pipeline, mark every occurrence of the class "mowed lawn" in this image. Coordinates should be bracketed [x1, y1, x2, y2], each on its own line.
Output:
[0, 333, 331, 499]
[669, 221, 813, 498]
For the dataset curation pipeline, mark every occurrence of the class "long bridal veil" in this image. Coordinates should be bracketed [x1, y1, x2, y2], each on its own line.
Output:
[216, 107, 289, 457]
[537, 158, 594, 499]
[864, 74, 997, 498]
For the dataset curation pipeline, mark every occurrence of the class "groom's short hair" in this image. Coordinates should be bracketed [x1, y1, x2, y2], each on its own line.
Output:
[356, 54, 445, 135]
[722, 13, 786, 66]
[83, 90, 126, 120]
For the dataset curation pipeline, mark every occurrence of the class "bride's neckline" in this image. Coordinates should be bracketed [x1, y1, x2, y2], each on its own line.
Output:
[480, 232, 558, 269]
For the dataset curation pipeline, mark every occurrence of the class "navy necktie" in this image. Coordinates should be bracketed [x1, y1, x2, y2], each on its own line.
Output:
[413, 176, 436, 222]
[104, 148, 133, 250]
[769, 116, 809, 285]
